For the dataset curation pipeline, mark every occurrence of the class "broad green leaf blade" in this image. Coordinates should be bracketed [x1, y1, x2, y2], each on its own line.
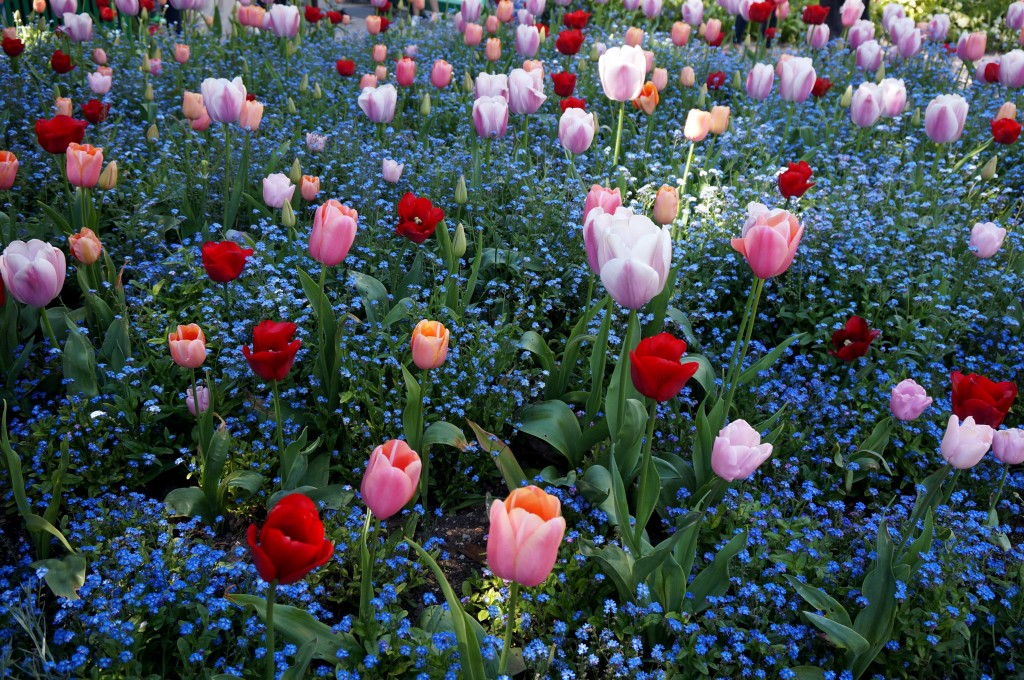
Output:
[467, 420, 527, 492]
[517, 400, 583, 467]
[423, 421, 469, 450]
[227, 594, 360, 663]
[784, 575, 853, 628]
[31, 554, 87, 600]
[803, 612, 871, 655]
[686, 530, 747, 614]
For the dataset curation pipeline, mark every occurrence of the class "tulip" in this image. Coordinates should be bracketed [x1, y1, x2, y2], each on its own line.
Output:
[239, 100, 264, 131]
[890, 379, 933, 421]
[848, 19, 875, 49]
[881, 3, 905, 32]
[182, 92, 205, 120]
[632, 82, 659, 115]
[558, 108, 596, 155]
[508, 68, 546, 115]
[940, 415, 993, 469]
[0, 151, 18, 191]
[952, 371, 1017, 428]
[876, 79, 907, 118]
[497, 0, 514, 22]
[395, 58, 416, 88]
[969, 222, 1006, 258]
[680, 66, 696, 87]
[681, 0, 703, 25]
[999, 50, 1024, 88]
[238, 5, 266, 27]
[487, 486, 565, 587]
[956, 32, 986, 62]
[671, 22, 691, 46]
[683, 108, 712, 141]
[515, 24, 540, 58]
[87, 71, 112, 95]
[358, 84, 398, 124]
[430, 60, 453, 89]
[90, 48, 106, 66]
[710, 105, 730, 134]
[361, 439, 422, 521]
[411, 319, 450, 369]
[807, 25, 830, 50]
[473, 95, 509, 138]
[359, 74, 378, 90]
[248, 493, 334, 585]
[464, 23, 483, 46]
[712, 420, 773, 481]
[186, 385, 210, 416]
[375, 65, 388, 82]
[309, 200, 358, 267]
[300, 175, 320, 202]
[705, 18, 722, 45]
[1009, 2, 1024, 31]
[51, 0, 77, 14]
[746, 63, 774, 101]
[262, 173, 295, 209]
[266, 4, 300, 37]
[925, 94, 968, 144]
[0, 240, 66, 308]
[168, 324, 207, 369]
[174, 44, 190, 64]
[243, 320, 301, 382]
[373, 44, 387, 63]
[382, 159, 404, 183]
[62, 13, 93, 42]
[201, 77, 247, 124]
[68, 227, 102, 265]
[730, 203, 803, 279]
[993, 429, 1024, 465]
[582, 185, 621, 227]
[778, 57, 816, 102]
[598, 45, 647, 102]
[651, 185, 679, 225]
[584, 207, 671, 309]
[475, 72, 509, 100]
[55, 98, 73, 118]
[624, 26, 645, 47]
[484, 37, 501, 62]
[927, 13, 950, 41]
[66, 143, 103, 189]
[841, 0, 865, 27]
[850, 82, 882, 127]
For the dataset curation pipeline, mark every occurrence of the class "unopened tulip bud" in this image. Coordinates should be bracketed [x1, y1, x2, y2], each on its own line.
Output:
[299, 74, 309, 92]
[287, 97, 297, 114]
[55, 97, 72, 117]
[286, 41, 298, 57]
[281, 200, 296, 228]
[732, 71, 743, 89]
[453, 223, 467, 258]
[98, 161, 118, 190]
[313, 83, 323, 99]
[420, 92, 431, 116]
[840, 85, 853, 107]
[652, 185, 679, 225]
[290, 158, 302, 184]
[51, 83, 62, 101]
[141, 54, 151, 73]
[876, 61, 886, 82]
[199, 160, 209, 177]
[463, 72, 475, 92]
[981, 155, 997, 180]
[455, 175, 468, 205]
[911, 107, 921, 126]
[697, 84, 707, 108]
[153, 47, 162, 62]
[145, 83, 154, 101]
[590, 44, 601, 61]
[146, 123, 159, 141]
[141, 7, 148, 21]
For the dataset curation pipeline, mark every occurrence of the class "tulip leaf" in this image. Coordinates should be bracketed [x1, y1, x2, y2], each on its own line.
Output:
[785, 575, 853, 629]
[517, 400, 582, 467]
[423, 421, 468, 450]
[165, 487, 212, 520]
[650, 552, 686, 615]
[608, 450, 636, 554]
[419, 605, 500, 678]
[580, 542, 634, 603]
[62, 317, 98, 398]
[556, 295, 607, 399]
[280, 638, 317, 680]
[519, 331, 557, 379]
[99, 317, 131, 374]
[804, 612, 871, 656]
[351, 272, 390, 325]
[467, 420, 526, 492]
[851, 521, 899, 677]
[787, 667, 827, 680]
[31, 554, 87, 601]
[201, 427, 231, 518]
[666, 306, 701, 350]
[686, 529, 747, 614]
[653, 453, 696, 510]
[586, 299, 613, 420]
[269, 485, 353, 511]
[578, 463, 615, 522]
[221, 470, 263, 496]
[227, 594, 361, 663]
[633, 450, 661, 548]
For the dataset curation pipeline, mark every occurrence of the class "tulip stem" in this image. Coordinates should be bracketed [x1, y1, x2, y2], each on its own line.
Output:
[989, 465, 1010, 511]
[721, 277, 764, 424]
[272, 379, 285, 472]
[264, 579, 277, 680]
[222, 123, 232, 230]
[499, 581, 520, 675]
[359, 511, 380, 639]
[674, 142, 696, 241]
[39, 309, 61, 355]
[633, 399, 659, 549]
[612, 100, 626, 170]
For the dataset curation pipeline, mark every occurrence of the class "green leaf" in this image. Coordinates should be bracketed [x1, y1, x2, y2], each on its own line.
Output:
[0, 402, 32, 521]
[99, 318, 131, 373]
[351, 272, 390, 325]
[784, 575, 852, 628]
[581, 542, 635, 602]
[280, 638, 317, 680]
[517, 400, 583, 467]
[62, 317, 98, 397]
[423, 421, 468, 450]
[419, 606, 500, 678]
[608, 450, 637, 554]
[736, 333, 805, 386]
[851, 521, 899, 678]
[31, 554, 87, 600]
[633, 452, 660, 548]
[402, 366, 423, 454]
[803, 612, 871, 655]
[467, 420, 526, 492]
[25, 513, 76, 554]
[650, 553, 686, 614]
[586, 300, 613, 420]
[201, 427, 232, 518]
[898, 508, 934, 573]
[556, 296, 608, 399]
[221, 470, 264, 496]
[686, 530, 747, 614]
[787, 667, 826, 680]
[165, 487, 212, 520]
[666, 306, 701, 350]
[519, 331, 557, 377]
[227, 594, 361, 663]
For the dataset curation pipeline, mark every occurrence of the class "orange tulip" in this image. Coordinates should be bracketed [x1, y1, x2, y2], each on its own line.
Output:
[68, 228, 102, 265]
[410, 319, 449, 370]
[168, 323, 207, 369]
[632, 81, 659, 115]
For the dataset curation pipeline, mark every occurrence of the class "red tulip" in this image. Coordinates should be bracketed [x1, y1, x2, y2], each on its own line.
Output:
[82, 99, 110, 124]
[243, 320, 302, 382]
[748, 1, 774, 23]
[801, 4, 830, 24]
[201, 240, 254, 283]
[326, 10, 343, 24]
[560, 97, 586, 111]
[629, 333, 700, 402]
[395, 192, 445, 244]
[248, 493, 334, 585]
[35, 115, 88, 154]
[336, 59, 355, 77]
[2, 35, 25, 58]
[811, 77, 833, 97]
[778, 161, 814, 198]
[951, 371, 1017, 428]
[828, 315, 880, 362]
[562, 10, 591, 29]
[50, 49, 74, 74]
[992, 117, 1021, 145]
[304, 5, 322, 22]
[555, 29, 584, 56]
[706, 71, 726, 90]
[983, 62, 1000, 83]
[100, 7, 115, 21]
[551, 72, 577, 97]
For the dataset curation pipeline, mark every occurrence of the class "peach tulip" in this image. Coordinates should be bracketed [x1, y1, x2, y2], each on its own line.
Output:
[487, 486, 566, 587]
[68, 228, 102, 265]
[66, 143, 104, 189]
[0, 151, 18, 190]
[411, 319, 450, 369]
[168, 324, 207, 369]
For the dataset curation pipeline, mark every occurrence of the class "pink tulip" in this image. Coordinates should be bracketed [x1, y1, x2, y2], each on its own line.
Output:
[430, 60, 453, 88]
[201, 77, 247, 124]
[360, 440, 421, 520]
[526, 0, 546, 13]
[191, 109, 212, 131]
[359, 74, 378, 90]
[969, 222, 1006, 258]
[778, 57, 816, 102]
[927, 13, 950, 41]
[395, 58, 416, 87]
[891, 18, 922, 59]
[999, 50, 1024, 88]
[652, 185, 679, 226]
[508, 68, 546, 115]
[382, 159, 404, 183]
[66, 143, 104, 189]
[114, 0, 139, 15]
[625, 26, 645, 47]
[410, 319, 449, 369]
[86, 71, 112, 95]
[641, 0, 662, 18]
[679, 66, 696, 87]
[850, 83, 882, 127]
[711, 419, 773, 481]
[841, 0, 865, 27]
[881, 3, 905, 33]
[464, 23, 483, 46]
[474, 72, 509, 100]
[373, 44, 387, 63]
[848, 19, 875, 49]
[681, 0, 703, 25]
[174, 44, 190, 64]
[358, 84, 398, 123]
[746, 63, 774, 101]
[262, 173, 295, 209]
[582, 185, 621, 227]
[684, 109, 712, 141]
[1009, 2, 1024, 31]
[652, 68, 668, 91]
[730, 202, 803, 279]
[366, 15, 382, 34]
[309, 200, 358, 266]
[993, 429, 1024, 465]
[0, 151, 18, 191]
[300, 175, 319, 202]
[671, 22, 691, 46]
[956, 32, 987, 62]
[856, 40, 882, 71]
[91, 48, 107, 65]
[807, 25, 830, 49]
[265, 4, 299, 38]
[496, 0, 514, 23]
[461, 0, 481, 23]
[375, 65, 388, 82]
[487, 486, 565, 587]
[485, 38, 502, 62]
[775, 0, 790, 20]
[238, 5, 266, 27]
[239, 100, 264, 131]
[68, 227, 102, 265]
[878, 78, 907, 118]
[598, 45, 647, 102]
[890, 379, 932, 421]
[584, 206, 671, 309]
[515, 24, 540, 57]
[473, 96, 509, 138]
[186, 385, 210, 416]
[940, 415, 993, 469]
[705, 18, 722, 44]
[924, 94, 968, 143]
[62, 13, 93, 42]
[50, 0, 76, 15]
[485, 15, 499, 33]
[0, 239, 67, 308]
[558, 108, 595, 154]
